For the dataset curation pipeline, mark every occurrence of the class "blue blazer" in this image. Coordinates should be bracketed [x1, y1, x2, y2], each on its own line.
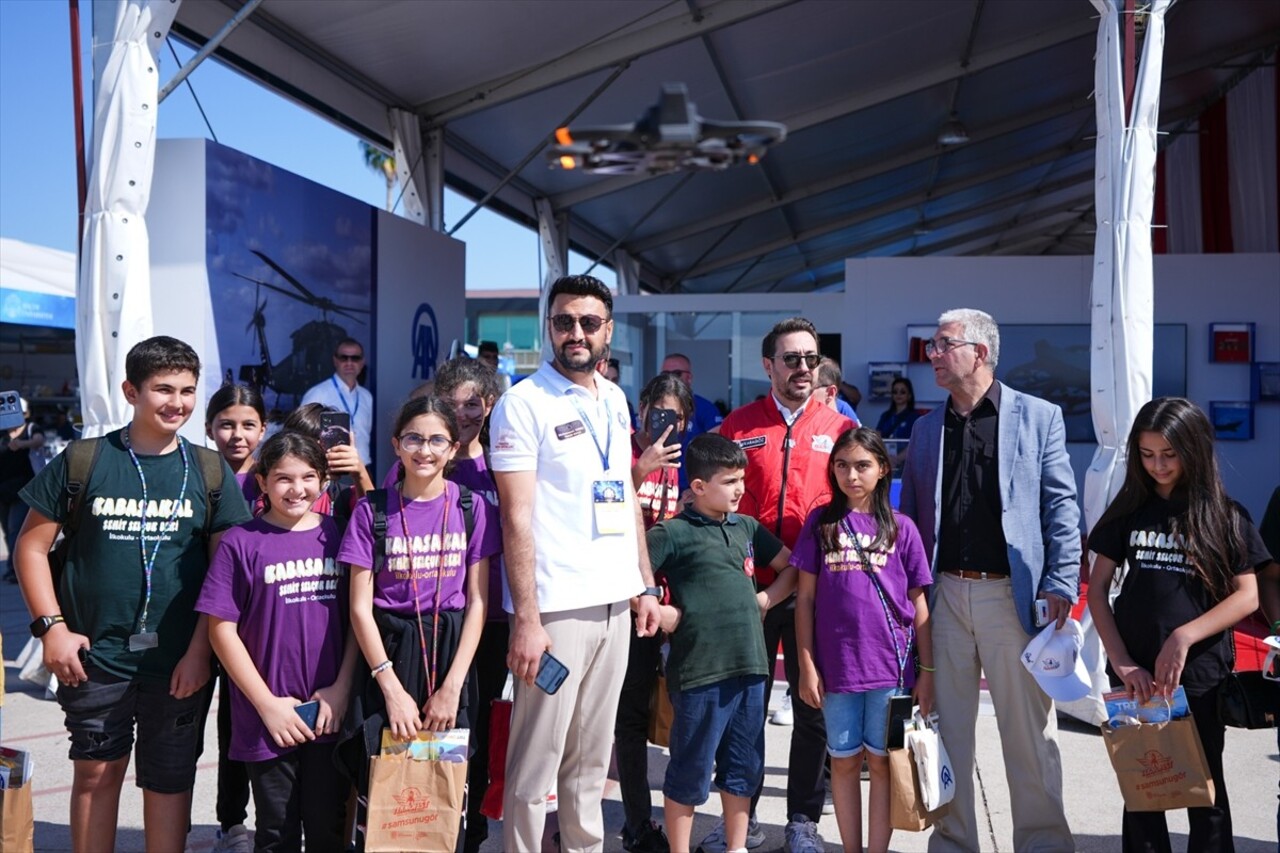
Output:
[899, 382, 1082, 635]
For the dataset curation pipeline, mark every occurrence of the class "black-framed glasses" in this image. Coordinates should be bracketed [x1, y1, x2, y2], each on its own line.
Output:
[397, 433, 453, 453]
[336, 353, 364, 362]
[772, 352, 821, 370]
[549, 313, 609, 334]
[924, 337, 979, 357]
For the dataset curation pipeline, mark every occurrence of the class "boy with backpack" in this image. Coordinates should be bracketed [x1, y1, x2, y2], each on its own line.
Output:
[13, 335, 251, 853]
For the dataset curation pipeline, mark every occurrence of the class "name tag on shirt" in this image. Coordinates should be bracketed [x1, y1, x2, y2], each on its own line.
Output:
[736, 435, 767, 451]
[593, 480, 628, 535]
[555, 420, 586, 441]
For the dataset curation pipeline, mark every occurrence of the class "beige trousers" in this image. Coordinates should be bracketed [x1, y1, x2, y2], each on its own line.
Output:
[926, 573, 1073, 853]
[502, 601, 631, 853]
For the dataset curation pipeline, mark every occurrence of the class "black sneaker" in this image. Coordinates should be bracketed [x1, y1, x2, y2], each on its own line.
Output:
[622, 820, 671, 853]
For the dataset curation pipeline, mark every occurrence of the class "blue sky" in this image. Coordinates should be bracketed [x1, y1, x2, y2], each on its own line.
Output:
[0, 0, 608, 290]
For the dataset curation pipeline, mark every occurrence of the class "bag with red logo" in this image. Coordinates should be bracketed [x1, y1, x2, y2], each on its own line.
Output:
[364, 753, 468, 852]
[1101, 710, 1215, 812]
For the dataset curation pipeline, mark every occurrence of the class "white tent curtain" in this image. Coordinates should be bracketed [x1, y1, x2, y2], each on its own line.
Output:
[613, 249, 641, 295]
[390, 107, 426, 225]
[1163, 127, 1203, 254]
[1071, 0, 1170, 725]
[1227, 66, 1280, 253]
[78, 0, 181, 436]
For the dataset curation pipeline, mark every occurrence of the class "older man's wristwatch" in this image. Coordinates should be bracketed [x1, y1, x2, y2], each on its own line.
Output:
[640, 586, 662, 598]
[30, 614, 65, 637]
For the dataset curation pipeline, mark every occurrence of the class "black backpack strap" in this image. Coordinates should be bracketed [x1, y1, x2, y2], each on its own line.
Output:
[190, 444, 225, 540]
[367, 488, 388, 573]
[457, 484, 474, 542]
[60, 437, 104, 539]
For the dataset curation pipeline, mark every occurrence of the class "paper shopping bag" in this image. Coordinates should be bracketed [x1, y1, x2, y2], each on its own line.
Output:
[904, 712, 956, 811]
[0, 785, 34, 853]
[480, 698, 512, 820]
[648, 672, 673, 748]
[364, 753, 467, 852]
[1101, 712, 1215, 812]
[888, 746, 947, 831]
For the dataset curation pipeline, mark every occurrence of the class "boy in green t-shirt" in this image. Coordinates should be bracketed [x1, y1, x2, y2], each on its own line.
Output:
[648, 434, 796, 853]
[14, 336, 250, 853]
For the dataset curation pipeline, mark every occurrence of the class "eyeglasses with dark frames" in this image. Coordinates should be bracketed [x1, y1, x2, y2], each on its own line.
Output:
[772, 352, 822, 370]
[924, 337, 980, 357]
[336, 353, 364, 362]
[548, 313, 609, 334]
[397, 433, 453, 453]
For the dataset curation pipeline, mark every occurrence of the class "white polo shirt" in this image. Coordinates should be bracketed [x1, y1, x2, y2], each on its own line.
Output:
[300, 374, 374, 464]
[489, 361, 643, 614]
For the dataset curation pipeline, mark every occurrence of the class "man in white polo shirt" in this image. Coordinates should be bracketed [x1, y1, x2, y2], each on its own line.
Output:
[490, 274, 661, 852]
[299, 337, 374, 465]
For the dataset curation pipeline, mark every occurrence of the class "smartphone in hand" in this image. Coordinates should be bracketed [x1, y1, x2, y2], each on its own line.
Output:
[295, 699, 320, 731]
[535, 651, 570, 695]
[318, 412, 351, 450]
[647, 407, 681, 447]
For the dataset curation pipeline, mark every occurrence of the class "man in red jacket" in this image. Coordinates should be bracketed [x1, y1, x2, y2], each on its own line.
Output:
[710, 317, 853, 853]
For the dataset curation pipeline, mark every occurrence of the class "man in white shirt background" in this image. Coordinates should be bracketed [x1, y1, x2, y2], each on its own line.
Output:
[299, 337, 374, 465]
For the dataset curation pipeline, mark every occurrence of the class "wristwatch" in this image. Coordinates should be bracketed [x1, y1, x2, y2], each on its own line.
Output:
[30, 614, 65, 638]
[641, 586, 663, 598]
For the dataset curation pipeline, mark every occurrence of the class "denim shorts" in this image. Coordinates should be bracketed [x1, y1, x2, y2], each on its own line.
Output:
[823, 687, 899, 758]
[57, 666, 211, 793]
[662, 675, 766, 806]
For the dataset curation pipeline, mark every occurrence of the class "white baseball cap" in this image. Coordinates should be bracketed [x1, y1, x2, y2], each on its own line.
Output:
[1021, 619, 1091, 702]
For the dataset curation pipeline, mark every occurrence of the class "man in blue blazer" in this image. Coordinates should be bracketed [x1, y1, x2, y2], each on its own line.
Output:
[901, 308, 1081, 852]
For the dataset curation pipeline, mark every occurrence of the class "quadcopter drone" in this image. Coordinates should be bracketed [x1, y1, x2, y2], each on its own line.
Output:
[548, 83, 786, 176]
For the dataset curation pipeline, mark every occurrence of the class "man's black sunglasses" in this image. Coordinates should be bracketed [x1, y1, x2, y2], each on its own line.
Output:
[549, 313, 609, 334]
[772, 352, 821, 370]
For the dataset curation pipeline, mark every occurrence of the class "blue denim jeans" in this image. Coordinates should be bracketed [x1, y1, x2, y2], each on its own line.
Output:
[663, 675, 766, 806]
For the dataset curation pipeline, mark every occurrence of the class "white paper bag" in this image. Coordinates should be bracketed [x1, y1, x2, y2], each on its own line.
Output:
[905, 711, 956, 811]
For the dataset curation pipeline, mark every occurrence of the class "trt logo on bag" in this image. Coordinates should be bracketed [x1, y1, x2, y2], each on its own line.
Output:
[391, 787, 436, 818]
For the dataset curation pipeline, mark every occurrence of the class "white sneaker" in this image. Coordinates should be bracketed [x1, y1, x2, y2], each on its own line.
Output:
[696, 817, 766, 852]
[783, 814, 825, 853]
[212, 824, 251, 853]
[770, 693, 794, 726]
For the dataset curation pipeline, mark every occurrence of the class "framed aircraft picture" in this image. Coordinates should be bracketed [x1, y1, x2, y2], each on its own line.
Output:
[1210, 401, 1254, 441]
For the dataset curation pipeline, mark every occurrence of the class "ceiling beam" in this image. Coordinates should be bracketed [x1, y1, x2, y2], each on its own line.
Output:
[417, 0, 798, 124]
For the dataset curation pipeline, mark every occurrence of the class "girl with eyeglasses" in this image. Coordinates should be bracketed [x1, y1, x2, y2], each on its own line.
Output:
[1087, 397, 1266, 852]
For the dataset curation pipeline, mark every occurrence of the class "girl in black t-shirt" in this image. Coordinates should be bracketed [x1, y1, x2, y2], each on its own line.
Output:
[1087, 397, 1266, 853]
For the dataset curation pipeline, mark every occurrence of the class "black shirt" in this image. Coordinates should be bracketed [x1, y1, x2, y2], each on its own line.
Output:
[1088, 495, 1271, 695]
[936, 384, 1012, 575]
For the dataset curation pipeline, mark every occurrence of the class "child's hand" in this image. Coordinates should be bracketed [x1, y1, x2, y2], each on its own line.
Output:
[258, 695, 317, 749]
[657, 604, 682, 634]
[170, 648, 212, 699]
[41, 626, 90, 687]
[913, 671, 935, 717]
[311, 683, 350, 736]
[635, 430, 681, 478]
[1153, 629, 1191, 698]
[382, 680, 422, 740]
[755, 591, 769, 621]
[326, 444, 363, 476]
[798, 669, 824, 710]
[1112, 660, 1155, 705]
[422, 681, 461, 731]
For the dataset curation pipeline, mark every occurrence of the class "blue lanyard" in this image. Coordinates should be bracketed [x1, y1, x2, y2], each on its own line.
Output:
[842, 517, 912, 689]
[568, 392, 613, 473]
[122, 427, 190, 635]
[330, 375, 359, 419]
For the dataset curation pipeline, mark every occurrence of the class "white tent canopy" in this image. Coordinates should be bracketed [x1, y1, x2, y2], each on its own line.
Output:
[0, 237, 77, 329]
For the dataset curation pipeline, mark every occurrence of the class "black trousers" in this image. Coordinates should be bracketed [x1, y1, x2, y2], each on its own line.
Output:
[217, 671, 252, 830]
[615, 618, 664, 835]
[246, 740, 349, 853]
[1121, 684, 1233, 853]
[753, 600, 826, 822]
[463, 620, 510, 853]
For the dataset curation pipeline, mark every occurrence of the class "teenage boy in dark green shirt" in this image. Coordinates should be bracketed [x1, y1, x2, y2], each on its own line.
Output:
[649, 433, 796, 853]
[14, 336, 251, 853]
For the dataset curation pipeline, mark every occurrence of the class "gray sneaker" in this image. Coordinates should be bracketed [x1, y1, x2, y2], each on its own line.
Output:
[696, 816, 766, 852]
[211, 824, 250, 853]
[783, 814, 825, 853]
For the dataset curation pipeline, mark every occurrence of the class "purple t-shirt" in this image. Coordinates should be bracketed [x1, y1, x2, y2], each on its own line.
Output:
[196, 516, 347, 762]
[235, 470, 261, 508]
[447, 455, 506, 622]
[338, 479, 500, 615]
[789, 508, 932, 693]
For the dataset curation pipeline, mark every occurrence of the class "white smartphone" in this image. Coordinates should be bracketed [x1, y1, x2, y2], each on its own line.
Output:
[1034, 599, 1051, 627]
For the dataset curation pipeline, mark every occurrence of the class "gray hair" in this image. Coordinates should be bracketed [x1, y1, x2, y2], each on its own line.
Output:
[938, 308, 1000, 368]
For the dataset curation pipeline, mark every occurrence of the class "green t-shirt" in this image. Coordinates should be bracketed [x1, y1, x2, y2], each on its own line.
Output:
[647, 508, 784, 692]
[20, 430, 251, 680]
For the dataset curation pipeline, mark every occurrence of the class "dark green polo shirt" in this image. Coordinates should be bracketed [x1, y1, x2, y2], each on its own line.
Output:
[647, 507, 784, 692]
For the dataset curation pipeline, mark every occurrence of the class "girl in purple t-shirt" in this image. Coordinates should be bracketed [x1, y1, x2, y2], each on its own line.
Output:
[341, 395, 496, 755]
[792, 427, 935, 853]
[198, 431, 358, 850]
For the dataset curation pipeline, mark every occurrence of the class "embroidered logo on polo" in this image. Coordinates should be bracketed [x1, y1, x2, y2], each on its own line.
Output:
[554, 420, 586, 440]
[744, 543, 756, 577]
[735, 435, 767, 451]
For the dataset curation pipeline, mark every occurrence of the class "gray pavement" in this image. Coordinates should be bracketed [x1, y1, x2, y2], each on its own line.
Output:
[2, 574, 1276, 851]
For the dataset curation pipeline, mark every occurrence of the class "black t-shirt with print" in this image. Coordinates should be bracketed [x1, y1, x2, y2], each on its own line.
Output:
[1088, 495, 1271, 695]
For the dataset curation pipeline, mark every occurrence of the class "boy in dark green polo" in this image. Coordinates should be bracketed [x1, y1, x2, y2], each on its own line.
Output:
[649, 433, 796, 853]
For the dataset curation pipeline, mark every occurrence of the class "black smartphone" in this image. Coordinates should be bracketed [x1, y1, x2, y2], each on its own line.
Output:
[885, 694, 915, 750]
[535, 651, 570, 695]
[318, 411, 351, 450]
[294, 699, 320, 731]
[647, 407, 682, 447]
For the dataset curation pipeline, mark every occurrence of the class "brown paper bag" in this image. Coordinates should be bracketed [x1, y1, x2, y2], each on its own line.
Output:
[0, 785, 34, 853]
[1101, 712, 1215, 812]
[889, 746, 947, 831]
[648, 672, 674, 748]
[364, 755, 468, 852]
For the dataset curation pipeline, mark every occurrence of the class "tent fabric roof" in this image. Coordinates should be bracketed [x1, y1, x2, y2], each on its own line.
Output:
[172, 0, 1280, 294]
